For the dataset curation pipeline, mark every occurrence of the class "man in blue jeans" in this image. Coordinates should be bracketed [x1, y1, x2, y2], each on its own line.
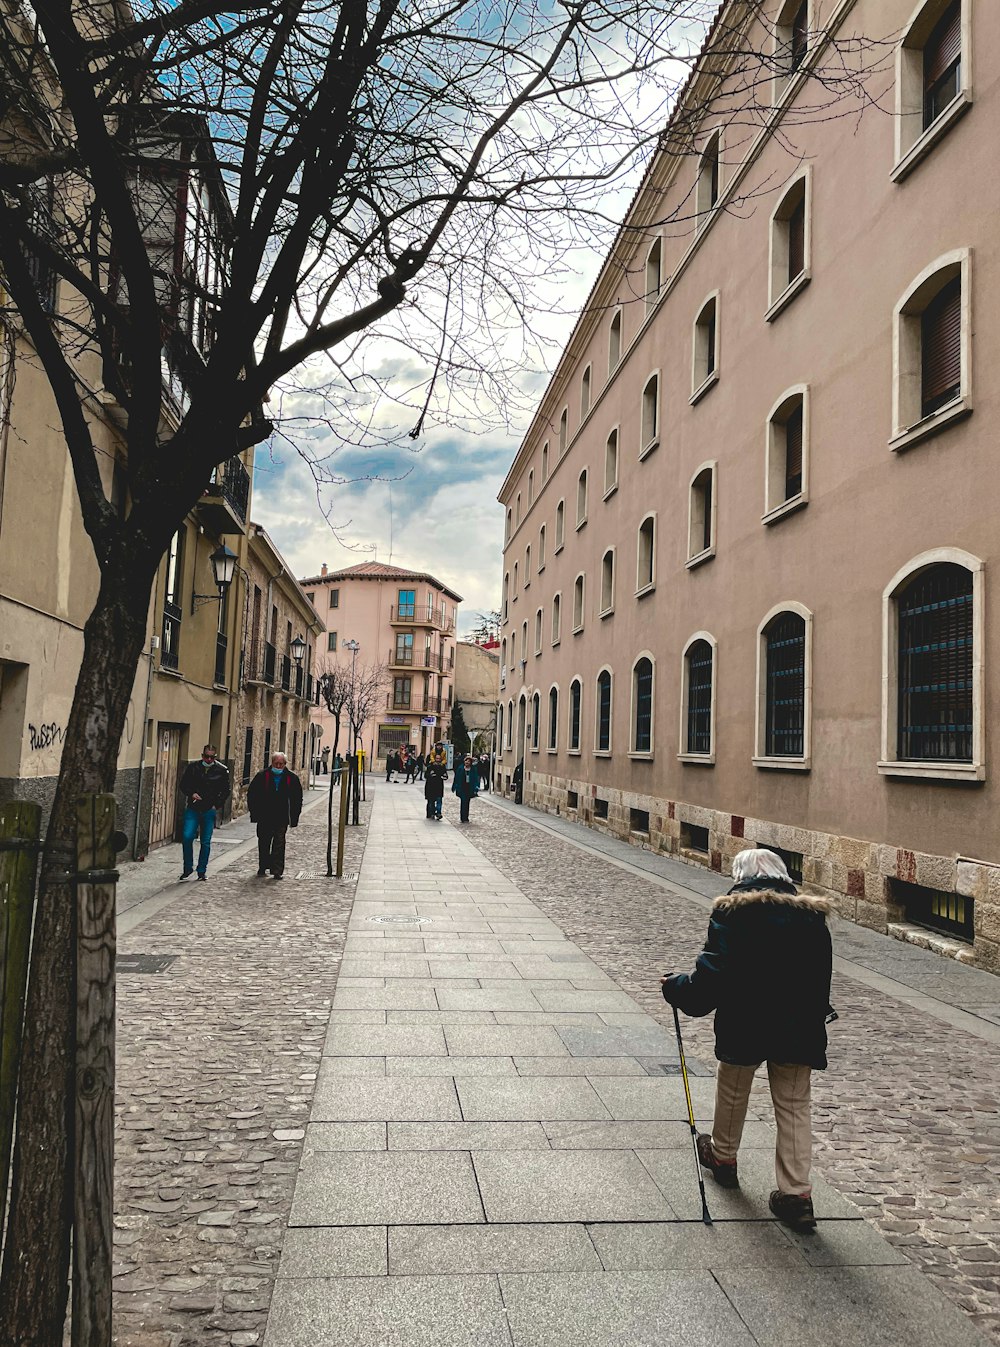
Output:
[179, 744, 231, 881]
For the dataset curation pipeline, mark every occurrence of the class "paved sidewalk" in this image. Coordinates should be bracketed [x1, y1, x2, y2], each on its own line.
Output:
[264, 785, 991, 1347]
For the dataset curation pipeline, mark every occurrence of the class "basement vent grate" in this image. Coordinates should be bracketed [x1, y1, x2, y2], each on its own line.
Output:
[640, 1057, 715, 1078]
[118, 954, 178, 974]
[367, 915, 430, 926]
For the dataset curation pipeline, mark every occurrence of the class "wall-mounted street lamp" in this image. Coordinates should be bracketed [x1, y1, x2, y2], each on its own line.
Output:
[191, 542, 238, 612]
[290, 633, 307, 665]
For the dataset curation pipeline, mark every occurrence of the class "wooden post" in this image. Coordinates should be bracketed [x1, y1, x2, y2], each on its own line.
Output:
[72, 794, 117, 1347]
[335, 760, 350, 877]
[0, 799, 41, 1241]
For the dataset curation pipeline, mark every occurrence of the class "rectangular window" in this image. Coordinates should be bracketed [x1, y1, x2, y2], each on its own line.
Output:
[263, 727, 272, 766]
[921, 277, 961, 417]
[680, 822, 709, 854]
[594, 798, 609, 820]
[630, 807, 650, 834]
[327, 630, 338, 652]
[329, 588, 340, 608]
[787, 196, 805, 284]
[397, 588, 416, 619]
[890, 877, 972, 941]
[242, 727, 253, 784]
[395, 632, 414, 664]
[393, 676, 411, 708]
[758, 844, 804, 883]
[923, 1, 961, 130]
[567, 790, 579, 810]
[784, 404, 803, 498]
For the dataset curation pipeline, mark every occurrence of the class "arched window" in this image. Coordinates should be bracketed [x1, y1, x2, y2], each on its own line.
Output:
[541, 442, 549, 481]
[765, 386, 808, 519]
[576, 469, 588, 527]
[551, 592, 562, 644]
[506, 699, 514, 748]
[687, 463, 716, 564]
[572, 574, 585, 632]
[681, 635, 716, 760]
[497, 703, 504, 752]
[640, 373, 659, 455]
[773, 0, 810, 101]
[604, 428, 619, 496]
[600, 549, 615, 614]
[512, 561, 518, 597]
[768, 172, 810, 316]
[645, 238, 662, 313]
[609, 309, 622, 373]
[534, 607, 543, 654]
[527, 469, 534, 505]
[548, 685, 559, 751]
[521, 620, 528, 662]
[524, 544, 531, 585]
[502, 572, 509, 620]
[531, 691, 540, 750]
[893, 250, 969, 445]
[895, 0, 966, 171]
[581, 364, 592, 417]
[558, 407, 568, 455]
[500, 637, 507, 688]
[895, 561, 974, 764]
[555, 499, 565, 550]
[696, 131, 721, 220]
[596, 668, 613, 753]
[505, 508, 512, 542]
[758, 608, 809, 761]
[516, 492, 522, 524]
[538, 524, 546, 570]
[631, 656, 654, 755]
[637, 514, 656, 592]
[692, 293, 719, 398]
[569, 678, 582, 752]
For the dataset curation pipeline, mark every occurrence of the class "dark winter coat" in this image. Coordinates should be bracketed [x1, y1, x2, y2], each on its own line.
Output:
[452, 762, 480, 798]
[179, 759, 231, 812]
[247, 768, 303, 827]
[661, 879, 834, 1069]
[424, 760, 448, 800]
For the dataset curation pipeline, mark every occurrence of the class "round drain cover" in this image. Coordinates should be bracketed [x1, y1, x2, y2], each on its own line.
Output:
[367, 915, 430, 925]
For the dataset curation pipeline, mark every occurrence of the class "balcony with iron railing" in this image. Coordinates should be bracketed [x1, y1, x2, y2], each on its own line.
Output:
[385, 693, 443, 715]
[196, 455, 251, 536]
[245, 640, 277, 687]
[390, 603, 457, 633]
[388, 646, 452, 672]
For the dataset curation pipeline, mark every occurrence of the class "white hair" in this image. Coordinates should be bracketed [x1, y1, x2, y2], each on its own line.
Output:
[731, 847, 793, 885]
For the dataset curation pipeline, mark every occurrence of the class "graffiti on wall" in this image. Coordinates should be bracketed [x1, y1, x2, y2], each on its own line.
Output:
[27, 721, 66, 753]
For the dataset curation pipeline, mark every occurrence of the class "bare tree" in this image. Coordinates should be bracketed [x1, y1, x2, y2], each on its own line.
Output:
[0, 0, 889, 1337]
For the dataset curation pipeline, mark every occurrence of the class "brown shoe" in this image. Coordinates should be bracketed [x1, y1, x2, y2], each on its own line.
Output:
[696, 1133, 739, 1188]
[769, 1189, 816, 1231]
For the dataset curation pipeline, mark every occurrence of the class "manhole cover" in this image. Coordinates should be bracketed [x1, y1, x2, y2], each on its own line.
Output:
[367, 915, 430, 926]
[117, 954, 178, 974]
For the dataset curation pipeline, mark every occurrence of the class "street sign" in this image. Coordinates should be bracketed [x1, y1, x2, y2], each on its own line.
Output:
[421, 715, 437, 726]
[385, 716, 407, 725]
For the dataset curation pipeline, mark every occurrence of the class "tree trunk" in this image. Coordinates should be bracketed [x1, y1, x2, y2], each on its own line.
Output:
[324, 719, 340, 877]
[0, 561, 151, 1347]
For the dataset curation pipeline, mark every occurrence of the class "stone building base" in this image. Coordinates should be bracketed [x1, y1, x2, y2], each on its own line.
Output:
[517, 768, 1000, 975]
[0, 764, 155, 860]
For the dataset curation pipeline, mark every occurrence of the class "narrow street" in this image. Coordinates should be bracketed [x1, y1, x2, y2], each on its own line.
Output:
[108, 778, 998, 1345]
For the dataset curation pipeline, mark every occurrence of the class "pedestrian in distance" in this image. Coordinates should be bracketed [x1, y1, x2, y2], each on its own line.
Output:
[333, 752, 343, 782]
[404, 751, 417, 783]
[424, 751, 448, 820]
[512, 759, 523, 804]
[247, 751, 303, 880]
[321, 744, 330, 774]
[178, 743, 230, 881]
[385, 750, 397, 784]
[415, 752, 425, 781]
[660, 847, 836, 1233]
[478, 752, 491, 792]
[451, 754, 480, 823]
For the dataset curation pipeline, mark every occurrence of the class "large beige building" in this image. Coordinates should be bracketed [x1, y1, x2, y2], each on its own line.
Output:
[301, 561, 462, 765]
[497, 0, 1000, 970]
[454, 641, 500, 752]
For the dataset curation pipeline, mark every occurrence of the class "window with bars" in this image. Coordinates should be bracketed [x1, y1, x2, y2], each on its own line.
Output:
[923, 1, 961, 129]
[921, 276, 961, 417]
[633, 657, 653, 753]
[569, 679, 582, 751]
[891, 877, 973, 940]
[548, 687, 559, 750]
[597, 670, 612, 752]
[686, 640, 713, 754]
[897, 563, 972, 762]
[764, 613, 806, 756]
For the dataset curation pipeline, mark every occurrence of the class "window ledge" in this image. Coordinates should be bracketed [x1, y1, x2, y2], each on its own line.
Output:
[537, 562, 545, 574]
[678, 752, 715, 766]
[635, 582, 656, 599]
[572, 624, 584, 636]
[599, 606, 614, 620]
[890, 398, 971, 453]
[765, 269, 811, 323]
[603, 483, 618, 501]
[762, 494, 808, 526]
[594, 749, 612, 759]
[523, 580, 530, 589]
[546, 748, 558, 755]
[628, 751, 654, 761]
[878, 759, 984, 782]
[753, 755, 811, 772]
[639, 437, 659, 461]
[686, 546, 715, 571]
[530, 747, 539, 754]
[554, 542, 564, 555]
[551, 638, 560, 648]
[568, 748, 582, 756]
[157, 665, 183, 679]
[533, 649, 542, 658]
[892, 91, 972, 185]
[576, 516, 588, 531]
[689, 369, 719, 406]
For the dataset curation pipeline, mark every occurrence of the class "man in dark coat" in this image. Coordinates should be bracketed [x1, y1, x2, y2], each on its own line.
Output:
[512, 760, 523, 804]
[661, 847, 834, 1232]
[247, 751, 303, 880]
[415, 752, 425, 781]
[385, 750, 398, 784]
[179, 744, 230, 880]
[423, 751, 448, 820]
[451, 755, 480, 823]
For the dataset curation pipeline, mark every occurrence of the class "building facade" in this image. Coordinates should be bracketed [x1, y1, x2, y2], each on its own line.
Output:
[300, 561, 462, 765]
[454, 641, 500, 752]
[496, 0, 1000, 971]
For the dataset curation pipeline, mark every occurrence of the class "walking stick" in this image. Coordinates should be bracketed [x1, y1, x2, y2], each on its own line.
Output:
[672, 1005, 713, 1226]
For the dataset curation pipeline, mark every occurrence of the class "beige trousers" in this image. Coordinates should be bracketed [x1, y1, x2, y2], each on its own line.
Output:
[711, 1061, 812, 1196]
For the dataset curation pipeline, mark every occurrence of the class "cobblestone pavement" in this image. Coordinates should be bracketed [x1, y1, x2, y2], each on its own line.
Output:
[461, 797, 1000, 1343]
[112, 786, 369, 1347]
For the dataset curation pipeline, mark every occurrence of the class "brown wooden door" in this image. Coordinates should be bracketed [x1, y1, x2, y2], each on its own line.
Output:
[149, 724, 183, 848]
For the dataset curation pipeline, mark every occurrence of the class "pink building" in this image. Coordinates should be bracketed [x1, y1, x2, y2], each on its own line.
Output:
[300, 562, 462, 765]
[496, 0, 1000, 971]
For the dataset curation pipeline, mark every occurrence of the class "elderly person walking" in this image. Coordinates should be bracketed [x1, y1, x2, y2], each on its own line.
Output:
[424, 750, 448, 820]
[247, 751, 303, 880]
[660, 847, 834, 1232]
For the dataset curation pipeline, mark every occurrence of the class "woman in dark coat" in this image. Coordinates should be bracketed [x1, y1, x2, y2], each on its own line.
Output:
[661, 847, 834, 1232]
[451, 755, 480, 823]
[423, 751, 448, 820]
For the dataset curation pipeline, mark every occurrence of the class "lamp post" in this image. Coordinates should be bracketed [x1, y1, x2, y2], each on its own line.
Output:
[343, 638, 361, 823]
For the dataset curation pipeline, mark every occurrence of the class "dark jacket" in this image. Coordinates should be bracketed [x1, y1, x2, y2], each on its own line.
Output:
[452, 762, 480, 797]
[180, 759, 231, 812]
[247, 768, 303, 827]
[661, 879, 834, 1069]
[424, 760, 448, 800]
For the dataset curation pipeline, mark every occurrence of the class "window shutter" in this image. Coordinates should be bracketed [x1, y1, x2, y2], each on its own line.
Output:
[921, 277, 961, 416]
[784, 403, 803, 497]
[924, 2, 961, 87]
[787, 196, 806, 281]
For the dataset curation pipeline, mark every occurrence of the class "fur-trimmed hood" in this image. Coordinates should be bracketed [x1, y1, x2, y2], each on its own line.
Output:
[712, 887, 831, 916]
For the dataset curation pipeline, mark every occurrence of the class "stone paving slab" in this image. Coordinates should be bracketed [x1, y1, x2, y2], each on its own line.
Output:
[386, 1055, 518, 1077]
[637, 1148, 861, 1222]
[436, 986, 545, 1012]
[443, 1025, 568, 1057]
[513, 1055, 648, 1077]
[556, 1023, 682, 1058]
[455, 1077, 612, 1122]
[304, 1122, 387, 1151]
[311, 1077, 462, 1122]
[289, 1151, 484, 1226]
[472, 1150, 675, 1223]
[323, 1023, 446, 1057]
[590, 1076, 722, 1120]
[388, 1223, 602, 1275]
[278, 1226, 388, 1277]
[587, 1219, 807, 1270]
[542, 1119, 777, 1149]
[388, 1122, 550, 1151]
[333, 983, 439, 1011]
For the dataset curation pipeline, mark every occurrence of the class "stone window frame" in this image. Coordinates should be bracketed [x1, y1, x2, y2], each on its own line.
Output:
[599, 547, 616, 617]
[537, 523, 546, 573]
[644, 236, 663, 314]
[686, 460, 717, 568]
[517, 692, 528, 754]
[695, 127, 723, 227]
[527, 469, 534, 506]
[893, 0, 972, 183]
[766, 166, 812, 321]
[636, 511, 657, 596]
[576, 468, 589, 530]
[678, 630, 718, 765]
[753, 599, 814, 771]
[555, 499, 566, 552]
[604, 426, 620, 498]
[691, 290, 720, 404]
[558, 406, 569, 456]
[640, 370, 660, 459]
[551, 591, 562, 646]
[763, 383, 810, 524]
[608, 307, 623, 375]
[629, 650, 656, 759]
[541, 441, 549, 482]
[581, 363, 593, 419]
[572, 573, 586, 634]
[534, 606, 543, 656]
[771, 0, 812, 105]
[879, 546, 984, 782]
[506, 698, 514, 749]
[502, 571, 509, 621]
[531, 689, 541, 753]
[505, 507, 512, 542]
[890, 247, 972, 452]
[524, 544, 531, 589]
[594, 665, 614, 757]
[568, 676, 584, 755]
[547, 682, 560, 753]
